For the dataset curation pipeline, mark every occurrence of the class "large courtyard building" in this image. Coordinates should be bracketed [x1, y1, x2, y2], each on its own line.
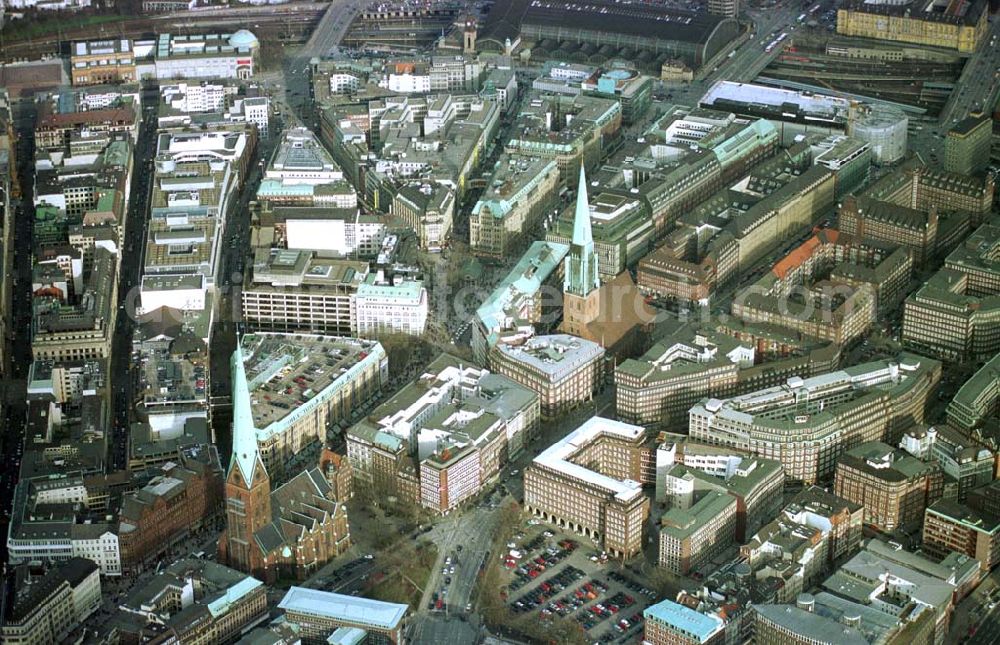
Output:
[637, 137, 837, 306]
[524, 417, 650, 558]
[865, 165, 995, 227]
[617, 322, 842, 430]
[837, 195, 938, 264]
[502, 94, 620, 182]
[689, 355, 941, 483]
[731, 227, 915, 345]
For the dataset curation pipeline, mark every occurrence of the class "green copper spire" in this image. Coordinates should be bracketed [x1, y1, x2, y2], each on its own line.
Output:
[572, 163, 594, 247]
[230, 338, 263, 485]
[564, 164, 599, 296]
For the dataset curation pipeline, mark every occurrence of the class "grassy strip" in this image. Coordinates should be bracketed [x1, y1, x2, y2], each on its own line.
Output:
[3, 13, 131, 41]
[367, 540, 438, 610]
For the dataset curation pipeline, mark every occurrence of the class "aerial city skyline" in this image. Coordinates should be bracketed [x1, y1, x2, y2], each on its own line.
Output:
[0, 0, 998, 643]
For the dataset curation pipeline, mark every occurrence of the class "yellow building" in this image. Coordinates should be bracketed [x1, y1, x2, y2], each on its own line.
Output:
[70, 39, 137, 86]
[837, 0, 989, 54]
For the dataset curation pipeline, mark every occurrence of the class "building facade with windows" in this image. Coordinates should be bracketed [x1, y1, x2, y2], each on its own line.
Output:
[924, 491, 1000, 572]
[114, 559, 269, 643]
[470, 155, 560, 259]
[354, 279, 429, 336]
[945, 114, 992, 176]
[278, 587, 409, 644]
[833, 441, 943, 532]
[947, 352, 1000, 433]
[488, 334, 604, 419]
[346, 354, 539, 513]
[643, 599, 726, 645]
[150, 31, 260, 81]
[70, 39, 137, 86]
[902, 220, 1000, 361]
[659, 489, 737, 575]
[837, 0, 989, 53]
[0, 558, 101, 645]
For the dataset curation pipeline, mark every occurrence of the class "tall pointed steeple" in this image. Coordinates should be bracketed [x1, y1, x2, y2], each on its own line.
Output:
[564, 164, 600, 297]
[224, 336, 272, 578]
[230, 338, 266, 486]
[572, 163, 594, 248]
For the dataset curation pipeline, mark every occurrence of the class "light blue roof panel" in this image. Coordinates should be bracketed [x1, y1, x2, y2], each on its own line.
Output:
[279, 587, 407, 630]
[644, 599, 724, 643]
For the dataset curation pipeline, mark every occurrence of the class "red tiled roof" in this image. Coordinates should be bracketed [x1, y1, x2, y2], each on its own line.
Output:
[37, 106, 136, 129]
[771, 228, 840, 280]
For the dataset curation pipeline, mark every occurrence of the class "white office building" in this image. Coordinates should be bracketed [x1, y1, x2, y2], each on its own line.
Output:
[355, 279, 429, 336]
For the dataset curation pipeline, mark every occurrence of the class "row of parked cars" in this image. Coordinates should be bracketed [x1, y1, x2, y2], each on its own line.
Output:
[608, 570, 658, 599]
[542, 579, 609, 618]
[507, 540, 579, 591]
[510, 566, 586, 613]
[576, 591, 644, 643]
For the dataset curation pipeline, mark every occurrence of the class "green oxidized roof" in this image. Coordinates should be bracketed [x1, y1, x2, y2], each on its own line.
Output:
[230, 339, 263, 485]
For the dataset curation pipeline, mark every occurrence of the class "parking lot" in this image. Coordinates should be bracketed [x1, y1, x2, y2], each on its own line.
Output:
[499, 522, 658, 644]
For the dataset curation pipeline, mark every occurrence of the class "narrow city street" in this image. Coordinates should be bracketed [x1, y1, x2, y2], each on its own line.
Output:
[0, 99, 40, 617]
[108, 89, 159, 471]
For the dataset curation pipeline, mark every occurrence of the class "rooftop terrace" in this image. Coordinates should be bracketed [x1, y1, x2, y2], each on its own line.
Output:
[240, 333, 385, 435]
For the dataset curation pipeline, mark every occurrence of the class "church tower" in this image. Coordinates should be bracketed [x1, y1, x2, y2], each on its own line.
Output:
[463, 16, 477, 53]
[223, 340, 272, 579]
[561, 164, 602, 337]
